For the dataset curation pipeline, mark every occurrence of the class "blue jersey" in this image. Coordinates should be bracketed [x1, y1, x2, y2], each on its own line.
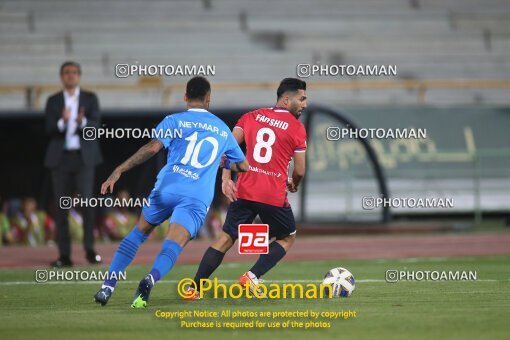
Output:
[152, 108, 245, 207]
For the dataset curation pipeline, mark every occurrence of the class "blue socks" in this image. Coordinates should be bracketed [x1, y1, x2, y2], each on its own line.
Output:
[103, 227, 183, 289]
[104, 226, 148, 288]
[149, 240, 183, 284]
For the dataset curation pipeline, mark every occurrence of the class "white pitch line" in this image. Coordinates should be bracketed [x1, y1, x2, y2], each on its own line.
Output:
[1, 279, 323, 284]
[0, 279, 506, 286]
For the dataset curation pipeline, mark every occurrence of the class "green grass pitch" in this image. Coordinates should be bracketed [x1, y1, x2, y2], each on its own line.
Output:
[1, 256, 509, 340]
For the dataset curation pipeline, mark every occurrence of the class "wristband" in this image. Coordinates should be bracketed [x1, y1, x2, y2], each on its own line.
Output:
[223, 156, 231, 169]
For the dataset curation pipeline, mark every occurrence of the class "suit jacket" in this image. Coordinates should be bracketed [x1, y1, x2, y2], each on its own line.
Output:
[44, 89, 103, 168]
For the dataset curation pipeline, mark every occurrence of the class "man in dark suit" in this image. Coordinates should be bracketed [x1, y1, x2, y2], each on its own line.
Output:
[45, 61, 103, 267]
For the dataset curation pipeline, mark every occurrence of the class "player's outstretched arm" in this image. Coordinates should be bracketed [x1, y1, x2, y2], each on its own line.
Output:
[288, 151, 306, 193]
[221, 158, 249, 202]
[223, 124, 249, 172]
[232, 126, 245, 144]
[221, 123, 248, 201]
[221, 168, 236, 202]
[101, 140, 163, 194]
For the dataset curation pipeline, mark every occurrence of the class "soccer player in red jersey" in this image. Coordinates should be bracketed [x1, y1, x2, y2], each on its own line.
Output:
[187, 78, 307, 298]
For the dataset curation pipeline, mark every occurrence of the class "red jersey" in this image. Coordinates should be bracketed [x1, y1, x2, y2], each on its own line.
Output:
[234, 107, 307, 207]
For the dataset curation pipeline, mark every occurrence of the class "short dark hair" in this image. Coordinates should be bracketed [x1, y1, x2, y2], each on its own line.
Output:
[60, 61, 81, 75]
[277, 78, 306, 99]
[186, 76, 211, 101]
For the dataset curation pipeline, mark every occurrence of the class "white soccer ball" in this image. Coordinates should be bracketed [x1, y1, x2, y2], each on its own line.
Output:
[322, 267, 355, 297]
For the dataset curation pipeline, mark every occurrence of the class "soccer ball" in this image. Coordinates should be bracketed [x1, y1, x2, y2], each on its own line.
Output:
[322, 267, 355, 297]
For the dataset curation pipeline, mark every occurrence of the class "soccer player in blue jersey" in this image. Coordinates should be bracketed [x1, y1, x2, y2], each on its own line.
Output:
[93, 77, 248, 307]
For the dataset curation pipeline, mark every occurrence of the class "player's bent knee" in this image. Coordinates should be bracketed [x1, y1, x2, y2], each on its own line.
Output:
[137, 215, 156, 235]
[165, 223, 191, 247]
[212, 232, 234, 253]
[276, 234, 296, 251]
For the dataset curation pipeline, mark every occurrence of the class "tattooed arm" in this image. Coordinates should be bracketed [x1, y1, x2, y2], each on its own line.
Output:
[101, 140, 163, 194]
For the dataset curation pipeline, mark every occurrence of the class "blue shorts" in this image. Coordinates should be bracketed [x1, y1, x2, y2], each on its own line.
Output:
[142, 190, 207, 240]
